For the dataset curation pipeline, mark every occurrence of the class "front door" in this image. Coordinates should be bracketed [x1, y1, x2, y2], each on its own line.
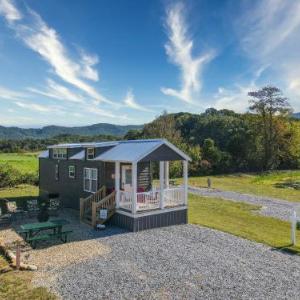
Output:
[121, 165, 132, 192]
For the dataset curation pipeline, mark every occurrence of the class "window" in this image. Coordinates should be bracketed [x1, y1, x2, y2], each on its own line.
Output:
[83, 168, 98, 192]
[53, 148, 67, 159]
[55, 164, 59, 181]
[69, 165, 75, 178]
[87, 148, 95, 160]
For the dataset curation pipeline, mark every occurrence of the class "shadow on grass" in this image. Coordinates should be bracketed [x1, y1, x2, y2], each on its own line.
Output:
[271, 244, 300, 256]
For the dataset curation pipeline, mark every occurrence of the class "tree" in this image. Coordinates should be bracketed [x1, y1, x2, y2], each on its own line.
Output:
[248, 86, 292, 170]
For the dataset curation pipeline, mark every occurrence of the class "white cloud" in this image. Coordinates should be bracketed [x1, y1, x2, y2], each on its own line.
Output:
[0, 0, 21, 22]
[0, 1, 115, 105]
[14, 101, 57, 112]
[123, 89, 153, 112]
[79, 50, 99, 81]
[0, 86, 28, 101]
[27, 79, 85, 103]
[213, 84, 257, 113]
[236, 0, 300, 108]
[161, 2, 215, 104]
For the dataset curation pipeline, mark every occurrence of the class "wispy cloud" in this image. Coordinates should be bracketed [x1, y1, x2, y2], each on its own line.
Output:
[27, 79, 85, 103]
[0, 0, 115, 105]
[0, 0, 21, 22]
[14, 101, 59, 112]
[161, 2, 215, 104]
[0, 86, 28, 101]
[123, 89, 153, 112]
[236, 0, 300, 108]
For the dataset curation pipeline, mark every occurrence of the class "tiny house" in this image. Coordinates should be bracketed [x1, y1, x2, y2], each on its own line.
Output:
[39, 139, 191, 231]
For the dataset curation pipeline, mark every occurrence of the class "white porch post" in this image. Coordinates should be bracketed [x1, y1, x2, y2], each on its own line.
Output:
[159, 161, 165, 209]
[183, 160, 188, 205]
[115, 161, 120, 209]
[164, 161, 169, 188]
[132, 162, 137, 214]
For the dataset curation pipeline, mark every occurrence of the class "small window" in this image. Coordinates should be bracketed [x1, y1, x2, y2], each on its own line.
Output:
[69, 166, 75, 178]
[83, 168, 98, 192]
[53, 148, 67, 159]
[55, 164, 59, 181]
[87, 148, 95, 160]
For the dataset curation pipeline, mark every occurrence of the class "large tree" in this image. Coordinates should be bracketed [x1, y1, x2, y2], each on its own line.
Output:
[248, 86, 292, 170]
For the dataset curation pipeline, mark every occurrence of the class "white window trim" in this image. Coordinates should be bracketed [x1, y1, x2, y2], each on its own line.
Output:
[69, 165, 75, 179]
[83, 167, 98, 193]
[87, 148, 95, 160]
[53, 148, 67, 159]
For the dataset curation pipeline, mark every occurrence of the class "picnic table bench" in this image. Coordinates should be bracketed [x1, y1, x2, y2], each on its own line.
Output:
[19, 219, 72, 248]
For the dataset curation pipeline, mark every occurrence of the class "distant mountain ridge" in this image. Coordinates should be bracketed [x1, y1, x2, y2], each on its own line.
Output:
[292, 112, 300, 119]
[0, 123, 143, 140]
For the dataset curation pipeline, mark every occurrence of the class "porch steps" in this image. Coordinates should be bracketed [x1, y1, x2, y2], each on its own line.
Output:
[80, 189, 116, 228]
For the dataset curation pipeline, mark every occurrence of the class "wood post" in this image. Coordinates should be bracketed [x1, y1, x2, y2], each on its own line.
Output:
[132, 162, 137, 214]
[92, 201, 97, 228]
[16, 242, 20, 271]
[291, 210, 297, 246]
[115, 162, 120, 209]
[79, 198, 84, 221]
[159, 161, 165, 209]
[183, 160, 188, 205]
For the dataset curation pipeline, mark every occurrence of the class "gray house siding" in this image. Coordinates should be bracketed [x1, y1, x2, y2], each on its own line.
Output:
[39, 158, 152, 209]
[39, 158, 105, 209]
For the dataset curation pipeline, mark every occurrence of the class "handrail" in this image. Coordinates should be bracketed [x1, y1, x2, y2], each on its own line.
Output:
[80, 185, 106, 222]
[92, 191, 116, 227]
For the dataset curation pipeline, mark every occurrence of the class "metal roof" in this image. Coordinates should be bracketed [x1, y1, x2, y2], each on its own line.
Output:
[38, 150, 49, 158]
[93, 139, 191, 162]
[69, 150, 85, 160]
[47, 141, 118, 149]
[47, 139, 191, 162]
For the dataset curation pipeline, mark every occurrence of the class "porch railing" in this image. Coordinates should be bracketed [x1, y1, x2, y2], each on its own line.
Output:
[163, 187, 185, 207]
[118, 187, 184, 212]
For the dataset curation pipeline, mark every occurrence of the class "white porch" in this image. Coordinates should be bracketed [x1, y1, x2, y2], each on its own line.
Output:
[114, 160, 188, 214]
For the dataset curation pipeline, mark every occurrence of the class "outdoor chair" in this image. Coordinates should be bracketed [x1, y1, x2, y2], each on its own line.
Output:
[26, 199, 40, 218]
[5, 200, 27, 221]
[48, 198, 60, 216]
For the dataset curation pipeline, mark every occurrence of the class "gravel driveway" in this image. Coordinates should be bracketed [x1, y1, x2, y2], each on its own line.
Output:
[39, 225, 300, 300]
[189, 186, 299, 221]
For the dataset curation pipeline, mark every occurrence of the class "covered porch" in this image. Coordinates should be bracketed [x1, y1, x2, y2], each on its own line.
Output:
[115, 160, 188, 214]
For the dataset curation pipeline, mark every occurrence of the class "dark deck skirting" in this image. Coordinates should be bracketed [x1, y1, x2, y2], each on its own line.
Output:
[109, 208, 188, 232]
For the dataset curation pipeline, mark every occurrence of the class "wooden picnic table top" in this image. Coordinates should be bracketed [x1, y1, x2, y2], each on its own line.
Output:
[20, 219, 69, 231]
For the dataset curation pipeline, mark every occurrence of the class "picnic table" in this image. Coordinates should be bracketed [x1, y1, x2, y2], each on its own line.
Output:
[19, 219, 72, 248]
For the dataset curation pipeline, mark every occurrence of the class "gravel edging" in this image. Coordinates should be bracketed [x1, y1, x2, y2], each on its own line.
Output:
[43, 224, 300, 300]
[189, 186, 299, 221]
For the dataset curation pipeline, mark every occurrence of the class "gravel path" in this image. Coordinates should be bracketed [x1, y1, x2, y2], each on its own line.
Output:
[40, 225, 300, 300]
[189, 186, 299, 221]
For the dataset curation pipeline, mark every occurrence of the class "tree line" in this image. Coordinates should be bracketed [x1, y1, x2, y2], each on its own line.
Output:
[0, 86, 299, 178]
[125, 86, 300, 177]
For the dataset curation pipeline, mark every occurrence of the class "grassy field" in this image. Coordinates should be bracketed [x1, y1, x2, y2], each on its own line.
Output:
[0, 255, 55, 300]
[0, 153, 38, 175]
[189, 193, 300, 254]
[175, 170, 300, 202]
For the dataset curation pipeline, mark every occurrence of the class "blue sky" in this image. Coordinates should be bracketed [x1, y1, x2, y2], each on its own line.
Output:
[0, 0, 300, 127]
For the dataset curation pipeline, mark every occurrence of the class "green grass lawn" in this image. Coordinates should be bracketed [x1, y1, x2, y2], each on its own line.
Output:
[0, 153, 38, 175]
[175, 170, 300, 202]
[0, 255, 55, 300]
[189, 193, 300, 254]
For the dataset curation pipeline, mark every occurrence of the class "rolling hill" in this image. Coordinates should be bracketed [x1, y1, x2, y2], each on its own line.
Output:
[0, 123, 143, 140]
